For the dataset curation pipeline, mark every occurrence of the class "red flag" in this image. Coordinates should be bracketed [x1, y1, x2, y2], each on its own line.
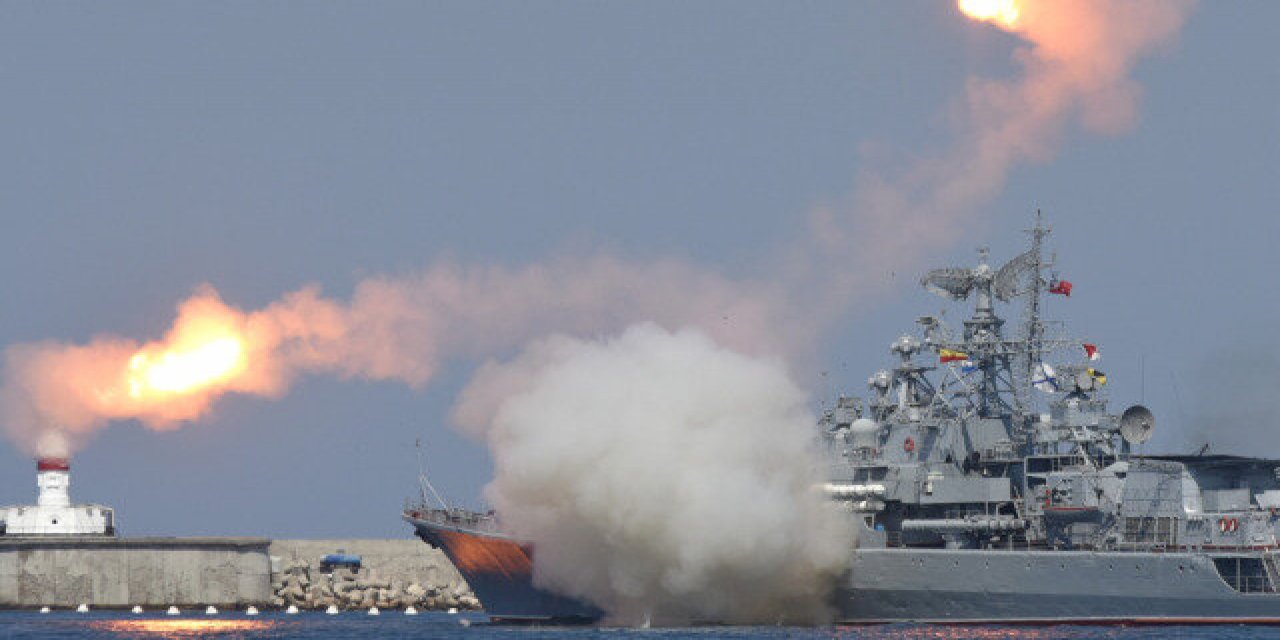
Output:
[1049, 280, 1073, 296]
[1082, 343, 1100, 361]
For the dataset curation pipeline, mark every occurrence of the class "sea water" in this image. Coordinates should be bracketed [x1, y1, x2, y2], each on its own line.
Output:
[4, 611, 1280, 639]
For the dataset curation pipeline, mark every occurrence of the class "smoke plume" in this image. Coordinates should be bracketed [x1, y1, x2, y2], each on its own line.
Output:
[0, 2, 1196, 457]
[1, 256, 793, 457]
[453, 323, 853, 624]
[809, 0, 1194, 308]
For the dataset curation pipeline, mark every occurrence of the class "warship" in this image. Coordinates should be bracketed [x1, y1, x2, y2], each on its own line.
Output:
[407, 216, 1280, 624]
[829, 216, 1280, 624]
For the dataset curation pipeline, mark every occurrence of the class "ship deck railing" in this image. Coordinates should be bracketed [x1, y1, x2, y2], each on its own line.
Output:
[405, 504, 502, 534]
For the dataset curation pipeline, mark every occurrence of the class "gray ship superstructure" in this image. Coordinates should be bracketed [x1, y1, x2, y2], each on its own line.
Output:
[829, 217, 1280, 623]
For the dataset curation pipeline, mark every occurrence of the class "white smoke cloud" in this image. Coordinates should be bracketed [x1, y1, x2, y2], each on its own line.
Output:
[453, 323, 854, 624]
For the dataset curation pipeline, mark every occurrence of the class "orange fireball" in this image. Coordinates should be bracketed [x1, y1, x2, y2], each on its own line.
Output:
[127, 336, 245, 398]
[122, 290, 251, 402]
[957, 0, 1021, 30]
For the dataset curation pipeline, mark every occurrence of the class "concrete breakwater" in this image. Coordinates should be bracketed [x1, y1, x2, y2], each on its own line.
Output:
[0, 537, 479, 610]
[0, 537, 271, 608]
[268, 539, 480, 611]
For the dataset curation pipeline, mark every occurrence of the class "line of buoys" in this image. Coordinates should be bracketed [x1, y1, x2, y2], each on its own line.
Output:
[27, 603, 452, 616]
[31, 601, 335, 616]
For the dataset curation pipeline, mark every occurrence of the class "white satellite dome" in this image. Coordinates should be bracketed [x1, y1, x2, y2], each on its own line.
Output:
[850, 418, 879, 434]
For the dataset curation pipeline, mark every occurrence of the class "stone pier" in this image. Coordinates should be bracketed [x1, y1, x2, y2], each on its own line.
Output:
[267, 539, 479, 611]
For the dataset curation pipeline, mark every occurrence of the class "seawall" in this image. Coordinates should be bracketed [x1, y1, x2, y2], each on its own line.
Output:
[0, 536, 477, 609]
[0, 537, 271, 608]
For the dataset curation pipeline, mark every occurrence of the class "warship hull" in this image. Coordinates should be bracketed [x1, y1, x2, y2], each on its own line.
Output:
[403, 511, 602, 624]
[839, 548, 1280, 624]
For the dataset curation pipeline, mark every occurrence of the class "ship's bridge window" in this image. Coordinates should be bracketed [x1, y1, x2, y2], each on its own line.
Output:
[1123, 517, 1178, 546]
[1027, 455, 1086, 473]
[854, 467, 888, 481]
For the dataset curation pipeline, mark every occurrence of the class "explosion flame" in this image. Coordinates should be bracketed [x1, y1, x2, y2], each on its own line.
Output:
[128, 337, 245, 398]
[958, 0, 1021, 29]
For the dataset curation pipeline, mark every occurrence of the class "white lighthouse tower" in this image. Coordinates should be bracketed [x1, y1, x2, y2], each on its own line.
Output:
[0, 458, 115, 536]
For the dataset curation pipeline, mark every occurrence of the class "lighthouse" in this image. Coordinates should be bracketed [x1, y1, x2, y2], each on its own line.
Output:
[0, 458, 115, 536]
[36, 457, 71, 508]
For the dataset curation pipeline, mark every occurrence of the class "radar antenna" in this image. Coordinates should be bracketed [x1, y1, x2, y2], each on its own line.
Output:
[1119, 405, 1156, 445]
[921, 267, 979, 301]
[993, 249, 1037, 302]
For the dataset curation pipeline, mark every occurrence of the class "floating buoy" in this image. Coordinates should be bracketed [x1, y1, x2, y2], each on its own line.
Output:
[447, 607, 458, 615]
[367, 606, 380, 616]
[205, 606, 218, 615]
[245, 606, 259, 616]
[325, 604, 339, 615]
[39, 606, 50, 614]
[459, 618, 472, 627]
[285, 605, 299, 615]
[76, 604, 89, 613]
[404, 606, 418, 615]
[167, 606, 180, 616]
[131, 606, 143, 614]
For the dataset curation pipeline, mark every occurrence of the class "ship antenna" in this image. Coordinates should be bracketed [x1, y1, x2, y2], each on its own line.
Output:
[1140, 354, 1146, 404]
[415, 438, 450, 510]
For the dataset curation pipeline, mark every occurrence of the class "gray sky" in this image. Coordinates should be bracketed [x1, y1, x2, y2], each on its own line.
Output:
[0, 2, 1276, 537]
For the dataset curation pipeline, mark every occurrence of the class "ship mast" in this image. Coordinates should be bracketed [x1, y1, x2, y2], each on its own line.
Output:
[1019, 212, 1051, 413]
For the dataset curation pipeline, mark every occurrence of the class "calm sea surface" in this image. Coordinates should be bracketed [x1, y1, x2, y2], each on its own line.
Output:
[5, 611, 1280, 639]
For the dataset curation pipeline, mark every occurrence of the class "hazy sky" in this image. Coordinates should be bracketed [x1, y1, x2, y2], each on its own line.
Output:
[0, 2, 1276, 537]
